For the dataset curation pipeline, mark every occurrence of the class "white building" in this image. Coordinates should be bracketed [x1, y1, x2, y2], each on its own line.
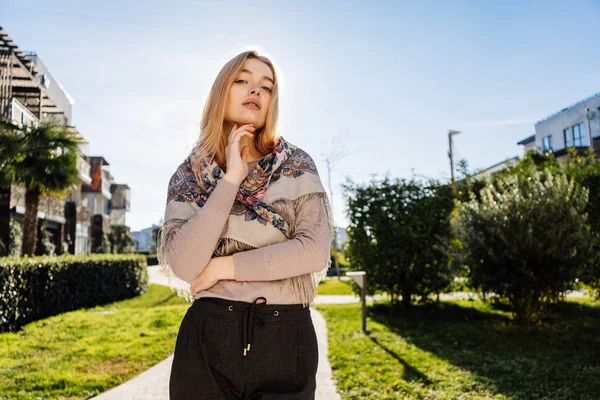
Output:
[474, 92, 600, 183]
[472, 156, 519, 180]
[519, 92, 600, 157]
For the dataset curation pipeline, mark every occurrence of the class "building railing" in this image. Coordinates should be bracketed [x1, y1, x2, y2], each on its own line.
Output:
[535, 92, 600, 126]
[76, 154, 91, 185]
[9, 98, 38, 126]
[101, 170, 112, 199]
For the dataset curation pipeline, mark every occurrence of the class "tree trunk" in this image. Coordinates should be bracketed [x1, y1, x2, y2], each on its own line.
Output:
[22, 188, 41, 256]
[401, 290, 412, 307]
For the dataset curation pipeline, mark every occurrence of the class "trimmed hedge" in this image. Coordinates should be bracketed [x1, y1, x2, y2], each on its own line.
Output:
[146, 255, 158, 266]
[0, 254, 148, 333]
[134, 251, 158, 266]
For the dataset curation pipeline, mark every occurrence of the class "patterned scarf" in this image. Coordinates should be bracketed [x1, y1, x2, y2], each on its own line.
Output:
[157, 135, 334, 305]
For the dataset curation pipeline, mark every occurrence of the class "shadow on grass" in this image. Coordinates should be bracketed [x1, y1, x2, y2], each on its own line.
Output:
[373, 300, 511, 324]
[367, 335, 433, 385]
[151, 292, 179, 307]
[369, 299, 600, 399]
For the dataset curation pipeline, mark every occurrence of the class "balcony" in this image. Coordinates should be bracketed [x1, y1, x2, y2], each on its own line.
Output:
[101, 170, 112, 200]
[9, 98, 38, 126]
[0, 28, 67, 123]
[76, 154, 92, 185]
[109, 184, 131, 211]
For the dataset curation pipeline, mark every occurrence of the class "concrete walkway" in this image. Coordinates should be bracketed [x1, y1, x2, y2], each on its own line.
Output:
[312, 289, 590, 304]
[90, 266, 341, 400]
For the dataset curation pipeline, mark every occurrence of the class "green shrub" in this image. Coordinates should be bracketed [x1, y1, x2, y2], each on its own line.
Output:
[455, 169, 597, 323]
[109, 224, 136, 254]
[343, 176, 455, 306]
[0, 219, 23, 257]
[39, 220, 56, 256]
[0, 253, 148, 332]
[8, 219, 22, 257]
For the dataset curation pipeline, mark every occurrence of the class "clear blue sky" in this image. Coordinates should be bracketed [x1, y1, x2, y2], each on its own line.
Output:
[4, 0, 600, 231]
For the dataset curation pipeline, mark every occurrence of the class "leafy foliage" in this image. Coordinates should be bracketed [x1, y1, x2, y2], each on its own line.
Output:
[149, 224, 161, 254]
[0, 120, 85, 255]
[109, 225, 136, 254]
[0, 253, 148, 332]
[38, 220, 56, 256]
[343, 175, 455, 306]
[562, 148, 600, 293]
[454, 167, 596, 323]
[489, 149, 600, 298]
[95, 233, 112, 254]
[0, 219, 23, 258]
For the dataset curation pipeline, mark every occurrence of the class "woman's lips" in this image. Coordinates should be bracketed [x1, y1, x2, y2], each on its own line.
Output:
[243, 103, 260, 110]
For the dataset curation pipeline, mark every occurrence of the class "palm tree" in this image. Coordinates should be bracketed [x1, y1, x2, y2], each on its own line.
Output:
[0, 120, 84, 256]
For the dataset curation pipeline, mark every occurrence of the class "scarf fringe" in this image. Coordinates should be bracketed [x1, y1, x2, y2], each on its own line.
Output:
[156, 219, 196, 302]
[270, 191, 335, 306]
[156, 191, 335, 306]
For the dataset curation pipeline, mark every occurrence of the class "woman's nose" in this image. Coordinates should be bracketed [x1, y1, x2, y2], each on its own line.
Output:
[249, 86, 261, 95]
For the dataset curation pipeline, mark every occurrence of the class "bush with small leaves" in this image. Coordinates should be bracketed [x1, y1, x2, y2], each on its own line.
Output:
[455, 168, 596, 323]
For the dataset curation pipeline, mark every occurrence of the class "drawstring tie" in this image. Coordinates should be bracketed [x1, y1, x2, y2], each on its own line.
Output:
[242, 296, 267, 356]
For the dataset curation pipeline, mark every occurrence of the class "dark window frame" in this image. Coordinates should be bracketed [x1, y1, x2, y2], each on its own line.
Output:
[573, 122, 584, 146]
[543, 135, 553, 151]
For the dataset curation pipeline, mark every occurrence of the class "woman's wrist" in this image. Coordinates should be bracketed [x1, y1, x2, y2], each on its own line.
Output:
[222, 173, 241, 186]
[211, 255, 236, 280]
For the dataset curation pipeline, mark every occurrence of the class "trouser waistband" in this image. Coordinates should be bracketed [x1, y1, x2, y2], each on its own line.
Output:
[192, 296, 311, 357]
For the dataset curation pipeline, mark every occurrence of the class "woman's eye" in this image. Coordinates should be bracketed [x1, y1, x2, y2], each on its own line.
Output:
[235, 79, 272, 93]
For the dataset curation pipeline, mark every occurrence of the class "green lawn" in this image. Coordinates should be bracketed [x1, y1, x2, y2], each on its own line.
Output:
[319, 297, 600, 400]
[317, 278, 356, 295]
[0, 284, 189, 400]
[5, 282, 599, 399]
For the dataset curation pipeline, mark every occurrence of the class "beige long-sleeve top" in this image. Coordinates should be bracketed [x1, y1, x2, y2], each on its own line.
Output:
[163, 159, 332, 304]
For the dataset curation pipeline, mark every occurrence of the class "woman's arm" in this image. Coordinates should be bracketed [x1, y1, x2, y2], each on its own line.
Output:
[231, 192, 334, 281]
[164, 175, 240, 283]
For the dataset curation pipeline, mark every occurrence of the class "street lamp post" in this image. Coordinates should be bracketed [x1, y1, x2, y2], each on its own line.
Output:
[448, 130, 461, 192]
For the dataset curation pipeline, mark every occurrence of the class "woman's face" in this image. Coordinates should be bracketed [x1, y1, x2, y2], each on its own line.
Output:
[224, 58, 274, 129]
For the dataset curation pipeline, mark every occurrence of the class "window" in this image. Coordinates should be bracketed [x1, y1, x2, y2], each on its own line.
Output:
[564, 127, 573, 147]
[563, 122, 585, 148]
[76, 223, 89, 255]
[573, 123, 584, 146]
[542, 135, 553, 151]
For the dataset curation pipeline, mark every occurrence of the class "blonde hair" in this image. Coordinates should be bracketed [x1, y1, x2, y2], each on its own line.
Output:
[190, 49, 280, 177]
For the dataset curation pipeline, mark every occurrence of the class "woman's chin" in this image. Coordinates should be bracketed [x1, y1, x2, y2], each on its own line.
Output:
[235, 117, 265, 129]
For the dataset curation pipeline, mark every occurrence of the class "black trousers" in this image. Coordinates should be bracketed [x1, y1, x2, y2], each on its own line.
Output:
[169, 296, 319, 399]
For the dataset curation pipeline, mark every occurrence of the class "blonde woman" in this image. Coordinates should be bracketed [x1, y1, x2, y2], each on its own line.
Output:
[158, 49, 335, 399]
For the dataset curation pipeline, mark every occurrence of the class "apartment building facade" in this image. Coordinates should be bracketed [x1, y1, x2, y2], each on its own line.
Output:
[0, 27, 131, 256]
[473, 92, 600, 180]
[520, 92, 600, 157]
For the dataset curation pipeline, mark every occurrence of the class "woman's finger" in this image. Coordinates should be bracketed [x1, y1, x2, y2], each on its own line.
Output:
[241, 145, 250, 161]
[228, 123, 254, 144]
[230, 126, 255, 143]
[229, 123, 239, 144]
[229, 130, 255, 150]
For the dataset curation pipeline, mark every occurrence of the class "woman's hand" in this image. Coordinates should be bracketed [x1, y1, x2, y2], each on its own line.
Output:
[189, 260, 220, 296]
[223, 123, 255, 185]
[189, 256, 236, 296]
